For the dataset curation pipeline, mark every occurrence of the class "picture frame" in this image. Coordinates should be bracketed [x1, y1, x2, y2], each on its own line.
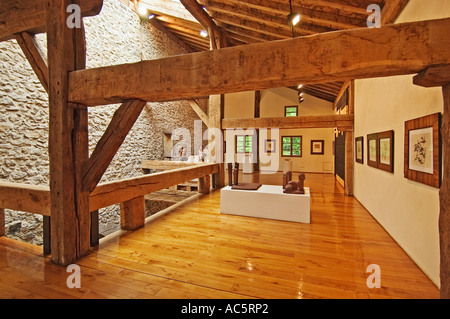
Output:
[404, 113, 441, 188]
[367, 133, 378, 168]
[310, 140, 324, 155]
[355, 136, 364, 164]
[377, 130, 394, 173]
[265, 139, 276, 154]
[367, 131, 394, 172]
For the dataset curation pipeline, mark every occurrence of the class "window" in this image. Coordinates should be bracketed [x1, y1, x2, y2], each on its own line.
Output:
[236, 135, 253, 153]
[282, 136, 302, 157]
[285, 105, 298, 117]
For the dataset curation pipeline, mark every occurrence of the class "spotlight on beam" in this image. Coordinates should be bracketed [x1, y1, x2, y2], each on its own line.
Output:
[287, 12, 301, 27]
[200, 30, 208, 38]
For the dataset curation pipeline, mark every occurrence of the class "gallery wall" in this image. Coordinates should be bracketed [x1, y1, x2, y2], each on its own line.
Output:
[224, 88, 335, 173]
[353, 0, 450, 287]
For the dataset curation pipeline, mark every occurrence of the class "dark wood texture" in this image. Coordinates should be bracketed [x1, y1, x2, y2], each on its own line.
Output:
[440, 84, 450, 299]
[404, 113, 441, 188]
[0, 208, 4, 237]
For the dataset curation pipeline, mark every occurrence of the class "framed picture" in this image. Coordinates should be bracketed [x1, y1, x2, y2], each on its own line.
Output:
[404, 113, 441, 188]
[355, 136, 364, 164]
[265, 139, 276, 153]
[367, 133, 378, 168]
[377, 130, 394, 173]
[367, 131, 394, 172]
[311, 140, 324, 155]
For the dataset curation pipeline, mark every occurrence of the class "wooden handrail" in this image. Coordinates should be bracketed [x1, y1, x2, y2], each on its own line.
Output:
[0, 163, 219, 215]
[90, 163, 219, 211]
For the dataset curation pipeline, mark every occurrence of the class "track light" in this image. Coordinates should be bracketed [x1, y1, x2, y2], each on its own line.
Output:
[287, 12, 301, 27]
[287, 0, 301, 27]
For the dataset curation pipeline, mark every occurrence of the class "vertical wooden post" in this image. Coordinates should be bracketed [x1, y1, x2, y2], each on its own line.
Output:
[43, 216, 51, 255]
[120, 196, 145, 230]
[344, 81, 355, 196]
[209, 94, 225, 188]
[440, 84, 450, 299]
[254, 90, 261, 172]
[198, 175, 211, 194]
[90, 210, 99, 247]
[46, 0, 90, 265]
[0, 208, 5, 237]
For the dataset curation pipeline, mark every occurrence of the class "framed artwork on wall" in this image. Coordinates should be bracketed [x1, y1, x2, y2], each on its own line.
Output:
[310, 140, 324, 155]
[265, 139, 276, 153]
[355, 136, 364, 164]
[367, 133, 378, 168]
[377, 130, 394, 173]
[404, 113, 441, 188]
[367, 131, 394, 172]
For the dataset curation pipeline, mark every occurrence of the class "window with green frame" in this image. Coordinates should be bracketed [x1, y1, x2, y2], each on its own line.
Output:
[285, 106, 298, 117]
[282, 136, 302, 157]
[236, 135, 253, 153]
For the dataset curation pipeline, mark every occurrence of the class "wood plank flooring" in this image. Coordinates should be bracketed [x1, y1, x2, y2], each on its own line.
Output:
[0, 173, 440, 299]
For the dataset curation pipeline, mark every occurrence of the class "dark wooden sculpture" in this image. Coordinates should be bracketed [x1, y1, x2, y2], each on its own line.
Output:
[283, 172, 306, 194]
[227, 163, 233, 186]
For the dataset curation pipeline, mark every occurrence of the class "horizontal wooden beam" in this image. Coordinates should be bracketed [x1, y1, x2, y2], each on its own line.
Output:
[413, 65, 450, 88]
[0, 0, 103, 42]
[89, 163, 219, 211]
[0, 182, 51, 216]
[222, 114, 354, 130]
[142, 160, 201, 170]
[68, 18, 450, 106]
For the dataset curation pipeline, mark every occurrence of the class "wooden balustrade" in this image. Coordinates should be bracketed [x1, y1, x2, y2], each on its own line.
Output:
[0, 163, 218, 254]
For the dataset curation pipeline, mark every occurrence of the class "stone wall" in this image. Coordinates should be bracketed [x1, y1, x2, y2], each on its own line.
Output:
[0, 0, 206, 243]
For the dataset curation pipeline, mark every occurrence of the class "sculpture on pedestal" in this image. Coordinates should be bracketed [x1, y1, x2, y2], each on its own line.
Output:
[283, 171, 306, 194]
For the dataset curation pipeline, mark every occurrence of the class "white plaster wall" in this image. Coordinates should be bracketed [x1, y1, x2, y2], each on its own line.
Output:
[353, 0, 450, 287]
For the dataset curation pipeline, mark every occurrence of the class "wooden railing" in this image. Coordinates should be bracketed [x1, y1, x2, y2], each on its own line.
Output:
[0, 162, 219, 254]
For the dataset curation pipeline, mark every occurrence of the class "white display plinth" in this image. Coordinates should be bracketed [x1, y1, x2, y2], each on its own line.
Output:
[220, 185, 310, 223]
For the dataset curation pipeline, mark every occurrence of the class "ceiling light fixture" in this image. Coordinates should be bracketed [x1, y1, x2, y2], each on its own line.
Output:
[200, 30, 208, 38]
[287, 0, 301, 28]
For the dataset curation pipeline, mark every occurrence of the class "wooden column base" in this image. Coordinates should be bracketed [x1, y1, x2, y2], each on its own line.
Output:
[198, 175, 211, 194]
[120, 196, 145, 230]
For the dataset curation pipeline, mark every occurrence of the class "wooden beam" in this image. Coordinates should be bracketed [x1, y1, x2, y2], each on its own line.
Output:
[0, 0, 103, 42]
[333, 80, 351, 109]
[188, 100, 210, 127]
[198, 175, 211, 194]
[413, 65, 450, 88]
[46, 0, 90, 266]
[15, 32, 48, 93]
[0, 182, 51, 216]
[222, 114, 354, 131]
[82, 99, 147, 193]
[89, 163, 219, 211]
[0, 208, 5, 237]
[381, 0, 410, 25]
[441, 84, 450, 299]
[179, 0, 227, 49]
[148, 18, 194, 53]
[142, 160, 201, 170]
[68, 18, 450, 106]
[139, 0, 198, 23]
[120, 196, 145, 230]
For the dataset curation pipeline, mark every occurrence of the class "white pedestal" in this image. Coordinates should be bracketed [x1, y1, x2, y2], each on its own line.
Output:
[220, 185, 310, 223]
[242, 155, 254, 174]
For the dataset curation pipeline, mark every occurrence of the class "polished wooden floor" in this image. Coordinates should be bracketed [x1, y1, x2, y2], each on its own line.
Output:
[0, 172, 440, 299]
